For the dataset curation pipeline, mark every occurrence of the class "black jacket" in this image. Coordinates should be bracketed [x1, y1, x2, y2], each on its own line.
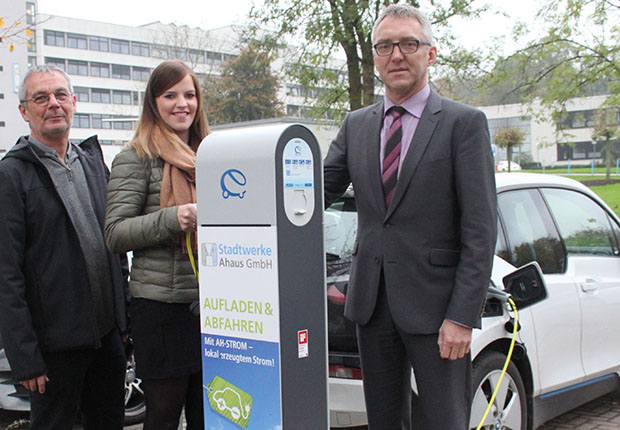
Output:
[0, 135, 128, 381]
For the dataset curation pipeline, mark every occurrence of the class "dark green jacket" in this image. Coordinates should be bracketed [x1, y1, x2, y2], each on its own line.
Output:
[105, 147, 198, 303]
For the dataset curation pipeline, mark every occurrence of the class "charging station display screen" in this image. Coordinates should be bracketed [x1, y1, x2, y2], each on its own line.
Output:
[283, 138, 313, 190]
[282, 138, 315, 227]
[198, 226, 282, 429]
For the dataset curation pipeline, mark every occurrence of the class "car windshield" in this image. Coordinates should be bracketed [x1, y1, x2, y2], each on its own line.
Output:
[325, 198, 358, 260]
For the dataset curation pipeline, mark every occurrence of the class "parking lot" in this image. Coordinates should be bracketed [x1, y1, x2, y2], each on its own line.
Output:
[3, 392, 620, 429]
[538, 393, 620, 430]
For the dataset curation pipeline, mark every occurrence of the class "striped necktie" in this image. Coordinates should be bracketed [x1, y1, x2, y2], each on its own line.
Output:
[382, 106, 406, 207]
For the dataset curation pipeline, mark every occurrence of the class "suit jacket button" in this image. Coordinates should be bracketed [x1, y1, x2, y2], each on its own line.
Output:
[384, 223, 391, 229]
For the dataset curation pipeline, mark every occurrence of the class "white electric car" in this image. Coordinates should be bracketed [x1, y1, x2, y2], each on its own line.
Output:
[326, 173, 620, 430]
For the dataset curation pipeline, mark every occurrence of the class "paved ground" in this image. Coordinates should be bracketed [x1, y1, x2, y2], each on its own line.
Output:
[3, 393, 620, 429]
[538, 393, 620, 430]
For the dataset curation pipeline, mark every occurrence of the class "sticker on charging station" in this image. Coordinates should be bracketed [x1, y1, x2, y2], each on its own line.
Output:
[298, 329, 309, 358]
[283, 138, 313, 190]
[198, 226, 282, 430]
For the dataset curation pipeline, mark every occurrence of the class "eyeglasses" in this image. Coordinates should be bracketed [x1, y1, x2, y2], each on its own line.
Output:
[373, 39, 431, 57]
[22, 91, 73, 106]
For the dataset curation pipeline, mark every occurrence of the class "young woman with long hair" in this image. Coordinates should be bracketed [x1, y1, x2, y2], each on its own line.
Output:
[105, 60, 209, 430]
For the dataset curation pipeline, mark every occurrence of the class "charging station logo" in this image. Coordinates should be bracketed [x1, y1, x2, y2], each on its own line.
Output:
[206, 376, 253, 428]
[221, 169, 247, 199]
[202, 243, 218, 267]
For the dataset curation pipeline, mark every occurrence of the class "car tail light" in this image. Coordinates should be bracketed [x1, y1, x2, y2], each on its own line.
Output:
[327, 285, 346, 305]
[329, 364, 362, 379]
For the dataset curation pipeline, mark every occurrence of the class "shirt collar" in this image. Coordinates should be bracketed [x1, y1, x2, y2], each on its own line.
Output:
[383, 84, 431, 119]
[28, 136, 73, 162]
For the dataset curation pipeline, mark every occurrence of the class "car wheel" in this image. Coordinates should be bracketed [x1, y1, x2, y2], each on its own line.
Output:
[469, 351, 527, 430]
[124, 352, 145, 425]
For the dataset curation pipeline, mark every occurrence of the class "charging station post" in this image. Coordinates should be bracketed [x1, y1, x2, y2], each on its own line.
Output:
[196, 124, 329, 430]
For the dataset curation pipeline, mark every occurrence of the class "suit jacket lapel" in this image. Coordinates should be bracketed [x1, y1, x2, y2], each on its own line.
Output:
[386, 90, 442, 219]
[365, 102, 387, 214]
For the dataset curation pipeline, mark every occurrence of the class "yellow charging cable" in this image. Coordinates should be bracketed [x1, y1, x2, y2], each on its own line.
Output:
[475, 297, 519, 430]
[186, 231, 199, 283]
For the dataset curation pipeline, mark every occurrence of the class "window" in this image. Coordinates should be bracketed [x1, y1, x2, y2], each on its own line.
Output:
[92, 114, 112, 129]
[206, 51, 223, 65]
[559, 110, 596, 129]
[542, 188, 616, 256]
[132, 66, 150, 81]
[609, 214, 620, 256]
[45, 57, 66, 71]
[113, 90, 132, 105]
[324, 198, 358, 259]
[112, 118, 134, 130]
[189, 49, 205, 64]
[99, 140, 115, 145]
[171, 48, 188, 61]
[28, 56, 37, 68]
[0, 121, 5, 127]
[89, 36, 109, 52]
[498, 189, 565, 274]
[0, 94, 4, 99]
[495, 216, 510, 263]
[91, 88, 111, 103]
[67, 33, 87, 49]
[27, 29, 36, 53]
[133, 92, 140, 105]
[131, 41, 150, 57]
[67, 60, 88, 76]
[152, 44, 169, 59]
[73, 113, 90, 129]
[26, 2, 36, 24]
[111, 39, 130, 54]
[74, 87, 89, 102]
[44, 30, 65, 47]
[90, 62, 110, 78]
[555, 141, 618, 161]
[111, 64, 131, 80]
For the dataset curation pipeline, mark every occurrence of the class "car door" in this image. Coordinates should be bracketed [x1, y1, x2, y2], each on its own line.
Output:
[498, 188, 585, 394]
[541, 188, 620, 379]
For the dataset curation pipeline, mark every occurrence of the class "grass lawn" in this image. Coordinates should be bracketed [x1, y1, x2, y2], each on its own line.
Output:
[522, 167, 620, 175]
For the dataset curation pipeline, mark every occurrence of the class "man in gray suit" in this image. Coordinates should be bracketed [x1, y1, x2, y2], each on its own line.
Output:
[324, 4, 497, 429]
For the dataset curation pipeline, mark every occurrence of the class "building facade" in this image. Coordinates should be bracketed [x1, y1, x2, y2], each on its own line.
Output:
[2, 3, 616, 168]
[481, 95, 619, 168]
[0, 0, 36, 147]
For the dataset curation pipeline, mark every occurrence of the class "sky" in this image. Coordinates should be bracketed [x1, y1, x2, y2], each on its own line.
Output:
[36, 0, 540, 53]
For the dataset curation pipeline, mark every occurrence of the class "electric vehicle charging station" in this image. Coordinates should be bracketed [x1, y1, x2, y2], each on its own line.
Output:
[195, 124, 329, 430]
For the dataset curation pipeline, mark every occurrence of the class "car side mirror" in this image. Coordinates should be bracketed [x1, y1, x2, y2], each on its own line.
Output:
[502, 262, 548, 309]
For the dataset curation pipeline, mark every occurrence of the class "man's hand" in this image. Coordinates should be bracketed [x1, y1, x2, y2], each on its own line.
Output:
[20, 374, 49, 394]
[438, 319, 472, 360]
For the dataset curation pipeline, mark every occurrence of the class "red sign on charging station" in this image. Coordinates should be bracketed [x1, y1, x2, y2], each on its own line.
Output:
[298, 329, 309, 358]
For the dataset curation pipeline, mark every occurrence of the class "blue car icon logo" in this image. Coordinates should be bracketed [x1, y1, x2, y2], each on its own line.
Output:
[220, 169, 247, 199]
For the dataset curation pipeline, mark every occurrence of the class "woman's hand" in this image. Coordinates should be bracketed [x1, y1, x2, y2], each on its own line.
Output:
[177, 203, 197, 231]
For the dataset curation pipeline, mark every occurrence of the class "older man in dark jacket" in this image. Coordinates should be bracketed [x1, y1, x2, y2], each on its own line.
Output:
[0, 65, 128, 430]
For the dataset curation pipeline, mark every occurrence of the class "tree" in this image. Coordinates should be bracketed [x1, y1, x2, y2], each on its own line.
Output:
[0, 16, 34, 52]
[591, 108, 619, 180]
[205, 45, 283, 125]
[494, 127, 525, 172]
[488, 0, 619, 124]
[249, 0, 491, 119]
